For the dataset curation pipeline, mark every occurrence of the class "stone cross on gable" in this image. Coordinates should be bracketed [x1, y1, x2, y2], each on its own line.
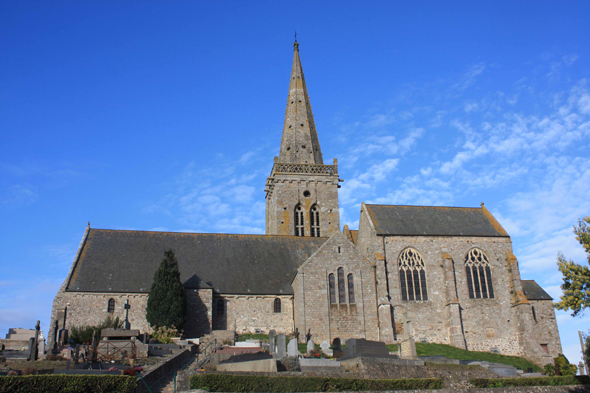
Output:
[124, 299, 131, 330]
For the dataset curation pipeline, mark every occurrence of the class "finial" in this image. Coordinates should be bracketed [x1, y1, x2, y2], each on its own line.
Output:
[480, 202, 484, 207]
[87, 221, 90, 227]
[294, 31, 299, 50]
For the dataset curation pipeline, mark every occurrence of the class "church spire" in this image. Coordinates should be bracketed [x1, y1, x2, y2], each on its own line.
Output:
[278, 41, 324, 164]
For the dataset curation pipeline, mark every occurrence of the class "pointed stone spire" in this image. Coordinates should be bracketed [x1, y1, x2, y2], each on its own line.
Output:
[278, 41, 324, 164]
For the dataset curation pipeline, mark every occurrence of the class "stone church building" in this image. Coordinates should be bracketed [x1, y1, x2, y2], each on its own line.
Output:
[48, 41, 561, 366]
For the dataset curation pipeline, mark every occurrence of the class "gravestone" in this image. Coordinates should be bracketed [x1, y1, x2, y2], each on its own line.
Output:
[32, 320, 40, 361]
[276, 334, 286, 358]
[320, 340, 333, 356]
[287, 338, 299, 357]
[400, 338, 417, 359]
[269, 330, 276, 354]
[26, 338, 35, 361]
[307, 339, 315, 354]
[58, 329, 68, 347]
[342, 339, 391, 360]
[332, 338, 342, 357]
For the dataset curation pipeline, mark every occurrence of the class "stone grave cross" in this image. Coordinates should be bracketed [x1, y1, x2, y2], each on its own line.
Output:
[124, 299, 131, 330]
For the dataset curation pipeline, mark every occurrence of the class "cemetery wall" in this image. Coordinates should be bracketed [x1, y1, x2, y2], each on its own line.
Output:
[293, 233, 379, 343]
[212, 294, 293, 335]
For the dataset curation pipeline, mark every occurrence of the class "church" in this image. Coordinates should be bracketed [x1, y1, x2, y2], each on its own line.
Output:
[48, 41, 561, 366]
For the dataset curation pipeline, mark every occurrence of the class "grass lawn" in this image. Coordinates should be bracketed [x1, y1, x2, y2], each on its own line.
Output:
[386, 342, 541, 372]
[236, 333, 270, 342]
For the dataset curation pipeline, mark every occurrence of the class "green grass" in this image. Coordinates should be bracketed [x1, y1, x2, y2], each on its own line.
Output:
[386, 342, 541, 372]
[236, 333, 270, 342]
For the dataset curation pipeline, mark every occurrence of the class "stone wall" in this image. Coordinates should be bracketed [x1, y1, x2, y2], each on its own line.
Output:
[212, 294, 294, 335]
[184, 288, 213, 338]
[265, 173, 340, 237]
[293, 233, 379, 343]
[526, 300, 563, 365]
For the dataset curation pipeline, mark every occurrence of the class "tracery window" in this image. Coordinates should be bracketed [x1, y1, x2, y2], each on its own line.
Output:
[274, 298, 281, 313]
[347, 274, 355, 304]
[329, 274, 336, 304]
[217, 299, 225, 316]
[108, 298, 115, 313]
[465, 248, 495, 299]
[310, 205, 320, 237]
[294, 204, 305, 236]
[398, 248, 428, 301]
[337, 267, 346, 303]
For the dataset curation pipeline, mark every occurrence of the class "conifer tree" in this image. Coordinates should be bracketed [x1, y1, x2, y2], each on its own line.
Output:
[555, 216, 590, 317]
[146, 249, 187, 329]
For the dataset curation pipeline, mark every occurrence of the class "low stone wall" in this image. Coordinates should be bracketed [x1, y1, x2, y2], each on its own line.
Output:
[135, 348, 194, 393]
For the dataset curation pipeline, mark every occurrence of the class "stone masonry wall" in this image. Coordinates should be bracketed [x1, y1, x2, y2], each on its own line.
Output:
[294, 233, 379, 343]
[184, 288, 213, 338]
[265, 173, 340, 237]
[382, 235, 524, 356]
[527, 300, 563, 365]
[212, 294, 293, 335]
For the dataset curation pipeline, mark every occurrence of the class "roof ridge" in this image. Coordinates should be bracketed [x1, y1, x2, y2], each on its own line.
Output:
[365, 203, 482, 209]
[89, 227, 329, 239]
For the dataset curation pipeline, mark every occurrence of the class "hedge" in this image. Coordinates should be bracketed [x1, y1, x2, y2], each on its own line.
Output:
[190, 373, 443, 392]
[469, 375, 590, 388]
[0, 375, 137, 393]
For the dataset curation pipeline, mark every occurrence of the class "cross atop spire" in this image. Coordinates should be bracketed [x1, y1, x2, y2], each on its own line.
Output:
[278, 41, 323, 164]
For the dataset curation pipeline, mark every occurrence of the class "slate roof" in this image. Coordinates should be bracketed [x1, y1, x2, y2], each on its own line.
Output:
[521, 280, 553, 301]
[66, 228, 328, 295]
[365, 204, 509, 237]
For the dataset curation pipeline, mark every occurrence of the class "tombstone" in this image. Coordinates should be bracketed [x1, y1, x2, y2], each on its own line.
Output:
[58, 328, 68, 347]
[400, 337, 417, 359]
[307, 340, 315, 355]
[579, 362, 586, 376]
[276, 334, 286, 358]
[269, 330, 276, 354]
[74, 344, 80, 364]
[294, 328, 300, 342]
[26, 338, 35, 361]
[305, 329, 311, 343]
[342, 339, 391, 359]
[66, 346, 72, 370]
[287, 338, 299, 357]
[33, 320, 40, 361]
[332, 338, 342, 357]
[320, 340, 333, 356]
[124, 300, 131, 330]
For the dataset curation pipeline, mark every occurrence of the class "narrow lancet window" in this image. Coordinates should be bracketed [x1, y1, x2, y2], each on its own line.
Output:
[310, 204, 320, 237]
[348, 274, 355, 304]
[274, 298, 281, 313]
[217, 299, 225, 316]
[465, 248, 494, 299]
[338, 267, 346, 303]
[108, 298, 115, 313]
[398, 248, 428, 301]
[329, 274, 336, 304]
[294, 204, 305, 236]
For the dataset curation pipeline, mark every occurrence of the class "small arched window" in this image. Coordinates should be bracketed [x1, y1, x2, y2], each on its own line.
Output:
[310, 205, 320, 237]
[398, 248, 428, 301]
[337, 268, 346, 303]
[465, 248, 494, 299]
[108, 298, 115, 313]
[348, 274, 355, 304]
[329, 274, 336, 304]
[274, 298, 281, 313]
[216, 299, 225, 316]
[294, 204, 305, 236]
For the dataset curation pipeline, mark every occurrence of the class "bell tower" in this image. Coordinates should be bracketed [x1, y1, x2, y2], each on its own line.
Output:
[265, 41, 342, 237]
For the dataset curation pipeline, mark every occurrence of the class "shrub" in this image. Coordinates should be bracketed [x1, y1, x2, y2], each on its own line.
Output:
[279, 356, 300, 371]
[69, 315, 123, 344]
[20, 366, 37, 375]
[6, 371, 18, 376]
[469, 376, 590, 388]
[0, 375, 136, 392]
[190, 374, 443, 392]
[544, 363, 556, 376]
[151, 326, 179, 344]
[555, 354, 578, 376]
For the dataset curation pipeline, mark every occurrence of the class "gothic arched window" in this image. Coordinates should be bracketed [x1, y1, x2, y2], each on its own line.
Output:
[337, 267, 346, 303]
[274, 298, 281, 313]
[107, 298, 115, 313]
[329, 274, 336, 304]
[398, 248, 428, 301]
[465, 248, 494, 299]
[294, 204, 305, 236]
[347, 274, 355, 304]
[216, 299, 225, 316]
[310, 204, 320, 237]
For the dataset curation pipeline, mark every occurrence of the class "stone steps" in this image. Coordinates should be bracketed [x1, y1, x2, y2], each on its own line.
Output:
[148, 353, 198, 393]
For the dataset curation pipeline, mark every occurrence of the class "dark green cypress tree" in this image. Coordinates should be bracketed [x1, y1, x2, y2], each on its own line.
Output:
[146, 249, 187, 330]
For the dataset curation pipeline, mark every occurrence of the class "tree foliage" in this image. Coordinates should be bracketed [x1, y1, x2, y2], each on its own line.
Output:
[69, 315, 123, 344]
[146, 249, 187, 330]
[555, 216, 590, 317]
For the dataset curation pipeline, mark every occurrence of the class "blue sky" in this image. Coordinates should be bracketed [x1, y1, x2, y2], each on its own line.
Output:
[1, 1, 589, 364]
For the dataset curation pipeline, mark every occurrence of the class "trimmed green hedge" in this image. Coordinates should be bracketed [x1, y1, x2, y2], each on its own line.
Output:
[469, 375, 590, 388]
[0, 375, 137, 392]
[190, 373, 443, 392]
